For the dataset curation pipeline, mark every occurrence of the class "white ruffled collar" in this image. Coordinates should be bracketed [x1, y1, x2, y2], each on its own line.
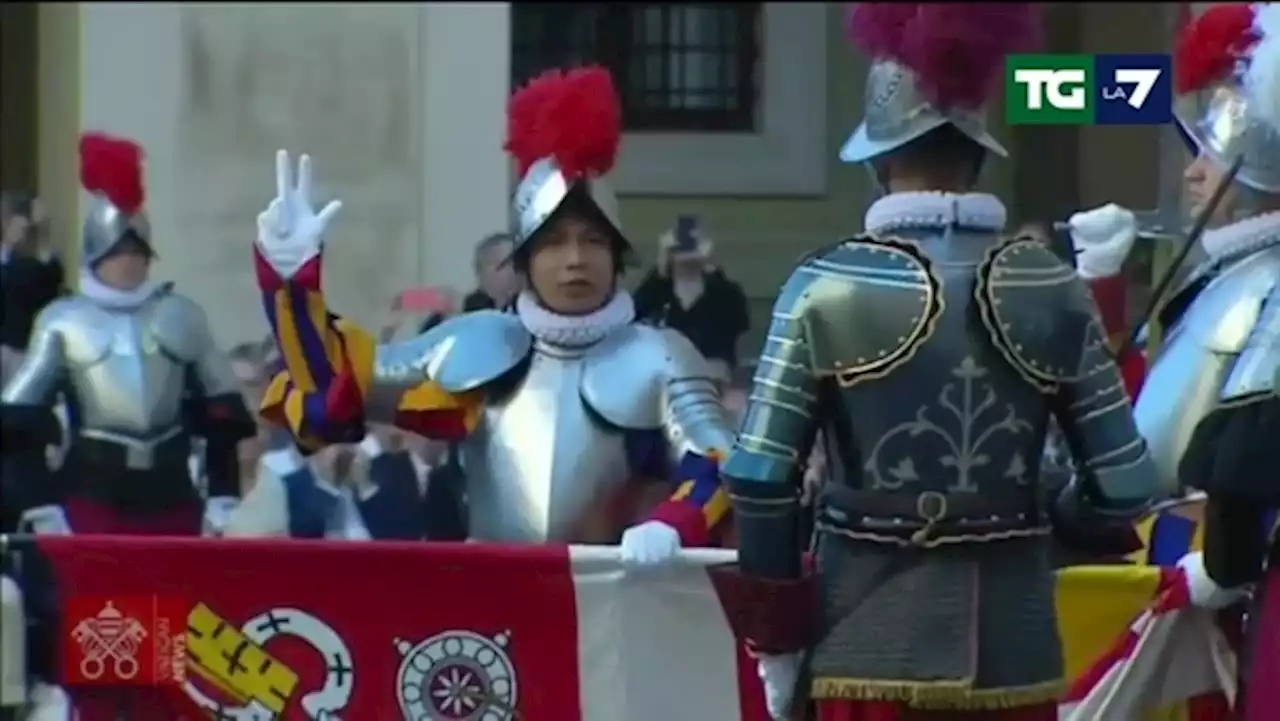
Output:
[1200, 210, 1280, 262]
[516, 290, 636, 347]
[864, 192, 1008, 235]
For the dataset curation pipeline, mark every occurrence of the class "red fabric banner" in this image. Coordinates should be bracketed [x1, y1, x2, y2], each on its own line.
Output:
[37, 536, 581, 720]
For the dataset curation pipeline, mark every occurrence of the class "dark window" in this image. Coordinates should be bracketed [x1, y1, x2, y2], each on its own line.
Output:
[511, 4, 761, 132]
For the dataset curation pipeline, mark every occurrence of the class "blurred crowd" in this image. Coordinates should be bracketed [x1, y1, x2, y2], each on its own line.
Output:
[1, 192, 64, 387]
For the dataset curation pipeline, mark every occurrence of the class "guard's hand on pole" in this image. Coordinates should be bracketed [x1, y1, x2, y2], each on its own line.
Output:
[1067, 203, 1138, 280]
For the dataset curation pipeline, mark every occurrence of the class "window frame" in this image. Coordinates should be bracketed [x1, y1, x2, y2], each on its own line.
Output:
[607, 4, 761, 133]
[509, 3, 827, 197]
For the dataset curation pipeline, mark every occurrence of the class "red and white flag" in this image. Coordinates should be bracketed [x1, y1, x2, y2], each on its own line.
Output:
[1058, 567, 1235, 720]
[28, 536, 1243, 720]
[32, 537, 768, 720]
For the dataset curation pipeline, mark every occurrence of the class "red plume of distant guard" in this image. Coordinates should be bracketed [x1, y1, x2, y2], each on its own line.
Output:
[79, 132, 146, 215]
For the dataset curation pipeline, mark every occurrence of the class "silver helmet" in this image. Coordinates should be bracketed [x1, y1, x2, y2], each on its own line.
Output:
[1175, 4, 1280, 193]
[512, 157, 621, 249]
[78, 132, 152, 269]
[840, 59, 1007, 164]
[838, 4, 1042, 166]
[506, 66, 624, 255]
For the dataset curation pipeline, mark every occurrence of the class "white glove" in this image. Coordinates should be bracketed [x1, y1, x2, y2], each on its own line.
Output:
[1068, 203, 1138, 279]
[203, 496, 240, 537]
[18, 505, 71, 535]
[619, 520, 682, 567]
[255, 149, 344, 280]
[1177, 551, 1250, 610]
[358, 434, 385, 460]
[757, 652, 803, 720]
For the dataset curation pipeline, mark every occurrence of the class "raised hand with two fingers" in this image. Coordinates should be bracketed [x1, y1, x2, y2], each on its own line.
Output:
[254, 149, 343, 285]
[252, 149, 366, 447]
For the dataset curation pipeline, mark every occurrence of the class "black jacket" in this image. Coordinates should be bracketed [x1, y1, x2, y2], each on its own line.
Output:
[633, 268, 750, 366]
[1, 253, 64, 349]
[462, 290, 497, 312]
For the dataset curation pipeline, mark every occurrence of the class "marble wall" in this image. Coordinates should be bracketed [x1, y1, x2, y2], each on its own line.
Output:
[175, 5, 422, 344]
[55, 4, 510, 348]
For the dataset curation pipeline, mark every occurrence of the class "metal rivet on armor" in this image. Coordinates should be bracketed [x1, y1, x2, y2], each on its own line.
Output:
[857, 357, 867, 363]
[1014, 344, 1023, 351]
[896, 336, 906, 343]
[834, 360, 843, 367]
[910, 316, 920, 323]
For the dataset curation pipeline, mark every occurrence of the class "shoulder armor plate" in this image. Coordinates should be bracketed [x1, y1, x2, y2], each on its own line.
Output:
[794, 234, 944, 386]
[1182, 247, 1280, 353]
[42, 297, 112, 367]
[975, 237, 1090, 392]
[148, 292, 210, 361]
[581, 324, 706, 429]
[402, 310, 532, 393]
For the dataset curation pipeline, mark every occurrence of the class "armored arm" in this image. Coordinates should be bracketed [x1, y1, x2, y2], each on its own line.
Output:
[645, 328, 737, 546]
[1, 306, 67, 451]
[710, 269, 822, 654]
[722, 269, 821, 576]
[1177, 288, 1279, 594]
[1086, 273, 1145, 399]
[1178, 284, 1279, 501]
[0, 306, 69, 515]
[1051, 278, 1160, 518]
[172, 298, 257, 499]
[255, 247, 486, 450]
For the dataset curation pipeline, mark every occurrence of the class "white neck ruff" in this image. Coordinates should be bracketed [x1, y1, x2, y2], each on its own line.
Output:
[78, 269, 162, 310]
[864, 191, 1008, 235]
[1201, 210, 1280, 262]
[516, 290, 636, 347]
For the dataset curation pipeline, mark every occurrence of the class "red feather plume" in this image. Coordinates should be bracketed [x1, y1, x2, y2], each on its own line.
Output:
[504, 66, 622, 180]
[79, 132, 146, 215]
[1174, 4, 1258, 95]
[846, 3, 1043, 110]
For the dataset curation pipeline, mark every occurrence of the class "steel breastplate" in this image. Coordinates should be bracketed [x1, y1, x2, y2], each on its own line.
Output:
[63, 304, 188, 439]
[463, 342, 632, 543]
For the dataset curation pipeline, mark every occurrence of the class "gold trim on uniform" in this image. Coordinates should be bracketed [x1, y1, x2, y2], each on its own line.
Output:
[813, 521, 1051, 549]
[811, 675, 1064, 710]
[803, 234, 947, 386]
[974, 237, 1082, 392]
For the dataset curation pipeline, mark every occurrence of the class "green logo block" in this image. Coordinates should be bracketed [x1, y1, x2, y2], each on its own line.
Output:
[1005, 54, 1094, 126]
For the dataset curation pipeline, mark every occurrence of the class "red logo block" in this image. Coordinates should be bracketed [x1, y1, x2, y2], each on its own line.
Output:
[63, 596, 191, 687]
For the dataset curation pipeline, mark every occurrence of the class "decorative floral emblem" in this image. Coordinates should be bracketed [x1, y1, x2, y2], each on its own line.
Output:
[395, 630, 517, 721]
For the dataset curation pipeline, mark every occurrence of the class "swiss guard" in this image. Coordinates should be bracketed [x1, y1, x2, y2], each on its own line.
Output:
[710, 4, 1160, 720]
[251, 66, 735, 562]
[0, 133, 256, 720]
[1148, 5, 1279, 720]
[1, 133, 254, 535]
